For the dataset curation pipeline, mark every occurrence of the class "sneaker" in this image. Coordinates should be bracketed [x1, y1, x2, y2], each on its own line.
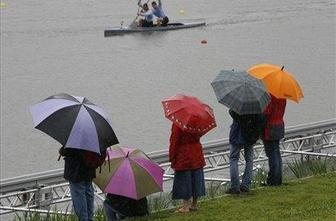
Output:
[225, 188, 240, 194]
[240, 186, 250, 193]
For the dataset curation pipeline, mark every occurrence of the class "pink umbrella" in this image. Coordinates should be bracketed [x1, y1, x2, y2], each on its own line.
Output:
[94, 146, 164, 200]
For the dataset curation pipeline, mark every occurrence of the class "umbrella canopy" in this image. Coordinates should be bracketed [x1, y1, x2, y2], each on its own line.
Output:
[247, 63, 304, 103]
[30, 93, 119, 154]
[162, 94, 216, 136]
[94, 146, 164, 200]
[211, 70, 271, 114]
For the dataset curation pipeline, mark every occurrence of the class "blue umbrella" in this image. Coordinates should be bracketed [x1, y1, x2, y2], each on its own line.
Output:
[30, 93, 119, 154]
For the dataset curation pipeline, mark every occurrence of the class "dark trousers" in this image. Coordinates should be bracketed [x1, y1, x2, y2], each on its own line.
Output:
[142, 20, 154, 27]
[161, 17, 169, 26]
[264, 140, 282, 185]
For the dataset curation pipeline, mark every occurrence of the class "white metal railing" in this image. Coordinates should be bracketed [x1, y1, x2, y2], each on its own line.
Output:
[1, 119, 335, 215]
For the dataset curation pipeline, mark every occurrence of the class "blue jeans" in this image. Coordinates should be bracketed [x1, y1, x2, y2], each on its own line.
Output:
[264, 140, 282, 185]
[229, 144, 254, 191]
[69, 181, 94, 221]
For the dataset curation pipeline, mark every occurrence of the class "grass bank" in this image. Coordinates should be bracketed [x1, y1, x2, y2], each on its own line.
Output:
[128, 172, 336, 221]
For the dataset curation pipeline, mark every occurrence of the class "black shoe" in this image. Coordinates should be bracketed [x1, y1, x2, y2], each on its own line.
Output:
[240, 186, 250, 193]
[225, 188, 240, 194]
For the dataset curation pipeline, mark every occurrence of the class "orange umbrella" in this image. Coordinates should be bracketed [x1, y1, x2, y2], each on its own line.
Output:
[247, 63, 303, 103]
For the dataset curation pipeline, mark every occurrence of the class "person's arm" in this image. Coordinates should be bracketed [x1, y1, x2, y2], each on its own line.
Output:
[169, 124, 180, 163]
[263, 96, 274, 117]
[229, 109, 241, 122]
[58, 146, 76, 161]
[138, 0, 143, 8]
[59, 146, 66, 157]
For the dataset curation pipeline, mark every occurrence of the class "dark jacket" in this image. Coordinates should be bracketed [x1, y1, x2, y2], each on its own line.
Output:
[229, 117, 246, 145]
[60, 147, 96, 183]
[105, 194, 148, 218]
[263, 95, 287, 141]
[169, 124, 206, 171]
[229, 110, 265, 146]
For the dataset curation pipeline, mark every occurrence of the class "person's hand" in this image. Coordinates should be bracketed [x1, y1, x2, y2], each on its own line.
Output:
[59, 147, 66, 156]
[169, 157, 176, 164]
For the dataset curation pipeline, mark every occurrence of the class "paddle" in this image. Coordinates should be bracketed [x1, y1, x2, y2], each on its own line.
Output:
[128, 7, 141, 28]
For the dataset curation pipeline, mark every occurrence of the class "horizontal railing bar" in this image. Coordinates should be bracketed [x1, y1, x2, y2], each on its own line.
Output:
[281, 150, 336, 157]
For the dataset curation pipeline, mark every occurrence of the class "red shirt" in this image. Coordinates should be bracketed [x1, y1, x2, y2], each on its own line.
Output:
[169, 124, 206, 171]
[263, 95, 287, 140]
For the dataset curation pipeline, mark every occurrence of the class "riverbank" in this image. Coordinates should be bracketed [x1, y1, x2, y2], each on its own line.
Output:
[129, 172, 336, 221]
[12, 171, 336, 221]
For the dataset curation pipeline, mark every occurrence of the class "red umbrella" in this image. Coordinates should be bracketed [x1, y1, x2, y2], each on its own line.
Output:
[162, 94, 216, 136]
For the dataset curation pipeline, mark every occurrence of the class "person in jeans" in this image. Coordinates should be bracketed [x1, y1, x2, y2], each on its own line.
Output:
[169, 124, 206, 213]
[262, 94, 287, 186]
[226, 109, 264, 194]
[151, 0, 169, 26]
[59, 147, 96, 221]
[103, 193, 148, 220]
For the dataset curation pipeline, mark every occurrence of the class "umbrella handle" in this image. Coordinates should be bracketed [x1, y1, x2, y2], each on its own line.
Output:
[57, 154, 62, 161]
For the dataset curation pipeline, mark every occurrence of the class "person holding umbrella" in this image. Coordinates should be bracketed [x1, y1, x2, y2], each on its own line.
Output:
[103, 193, 148, 220]
[211, 70, 270, 193]
[59, 147, 105, 221]
[30, 93, 119, 221]
[93, 146, 164, 219]
[261, 94, 286, 186]
[162, 94, 216, 213]
[226, 110, 265, 193]
[248, 64, 303, 186]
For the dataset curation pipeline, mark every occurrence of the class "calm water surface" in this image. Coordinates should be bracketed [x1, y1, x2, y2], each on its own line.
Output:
[1, 0, 335, 178]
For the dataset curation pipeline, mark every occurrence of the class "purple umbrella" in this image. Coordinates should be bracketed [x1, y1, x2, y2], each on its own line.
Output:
[30, 93, 119, 154]
[94, 146, 164, 200]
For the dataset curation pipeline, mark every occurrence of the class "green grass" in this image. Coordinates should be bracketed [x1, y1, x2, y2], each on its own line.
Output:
[126, 172, 336, 221]
[14, 158, 336, 221]
[287, 157, 336, 178]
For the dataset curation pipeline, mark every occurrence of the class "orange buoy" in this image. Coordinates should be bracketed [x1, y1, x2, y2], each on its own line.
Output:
[201, 40, 207, 44]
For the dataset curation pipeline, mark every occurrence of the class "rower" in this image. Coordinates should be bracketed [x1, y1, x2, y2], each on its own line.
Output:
[137, 1, 154, 27]
[151, 0, 169, 26]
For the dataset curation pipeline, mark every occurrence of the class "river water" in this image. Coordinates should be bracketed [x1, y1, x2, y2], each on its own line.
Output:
[1, 0, 335, 179]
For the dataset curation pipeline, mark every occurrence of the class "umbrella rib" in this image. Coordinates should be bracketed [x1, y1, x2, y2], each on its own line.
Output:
[129, 159, 162, 199]
[165, 105, 187, 115]
[83, 105, 119, 151]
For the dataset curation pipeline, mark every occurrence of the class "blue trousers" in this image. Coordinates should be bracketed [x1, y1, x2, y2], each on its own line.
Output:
[69, 181, 94, 221]
[264, 140, 282, 185]
[229, 144, 254, 191]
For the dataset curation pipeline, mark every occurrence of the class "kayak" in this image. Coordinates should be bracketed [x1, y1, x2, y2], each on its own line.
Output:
[104, 21, 206, 37]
